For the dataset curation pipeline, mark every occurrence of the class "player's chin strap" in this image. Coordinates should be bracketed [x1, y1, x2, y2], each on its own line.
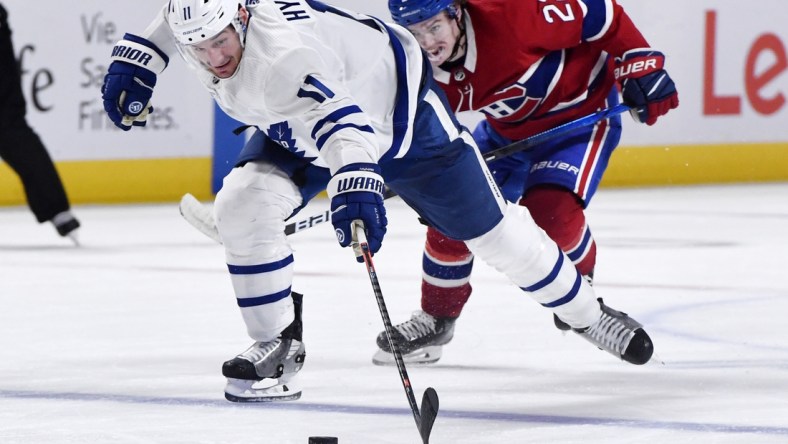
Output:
[179, 104, 631, 244]
[443, 6, 467, 66]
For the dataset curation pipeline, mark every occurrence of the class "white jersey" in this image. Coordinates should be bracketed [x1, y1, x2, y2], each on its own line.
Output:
[144, 0, 425, 173]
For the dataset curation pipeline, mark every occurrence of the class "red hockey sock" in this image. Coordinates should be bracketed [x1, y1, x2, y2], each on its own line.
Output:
[521, 186, 596, 276]
[421, 227, 473, 318]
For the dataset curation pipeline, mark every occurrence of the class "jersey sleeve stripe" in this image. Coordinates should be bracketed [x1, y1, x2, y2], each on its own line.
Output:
[315, 123, 375, 150]
[296, 88, 327, 103]
[310, 105, 364, 139]
[579, 0, 613, 42]
[296, 75, 337, 103]
[304, 74, 335, 98]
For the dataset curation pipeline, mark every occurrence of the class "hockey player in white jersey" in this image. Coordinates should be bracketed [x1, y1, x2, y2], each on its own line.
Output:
[101, 0, 654, 402]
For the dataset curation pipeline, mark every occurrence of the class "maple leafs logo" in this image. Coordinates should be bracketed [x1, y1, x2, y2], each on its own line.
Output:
[265, 121, 314, 161]
[267, 121, 297, 150]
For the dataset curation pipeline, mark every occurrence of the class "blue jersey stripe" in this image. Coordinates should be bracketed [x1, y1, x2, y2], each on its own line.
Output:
[378, 22, 410, 162]
[311, 105, 364, 139]
[580, 0, 612, 41]
[297, 88, 327, 103]
[304, 74, 335, 98]
[316, 123, 375, 150]
[305, 0, 384, 32]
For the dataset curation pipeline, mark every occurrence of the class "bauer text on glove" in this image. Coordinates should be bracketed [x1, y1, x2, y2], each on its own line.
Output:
[615, 49, 679, 126]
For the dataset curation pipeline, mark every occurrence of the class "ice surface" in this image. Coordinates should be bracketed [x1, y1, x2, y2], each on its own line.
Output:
[2, 184, 787, 443]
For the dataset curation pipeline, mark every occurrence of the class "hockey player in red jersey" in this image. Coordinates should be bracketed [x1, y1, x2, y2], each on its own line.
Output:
[374, 0, 679, 365]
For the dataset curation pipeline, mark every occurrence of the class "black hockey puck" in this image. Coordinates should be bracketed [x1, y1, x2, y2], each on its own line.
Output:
[308, 438, 338, 444]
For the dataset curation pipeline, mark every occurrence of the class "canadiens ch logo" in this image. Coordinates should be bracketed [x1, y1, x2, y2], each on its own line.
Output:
[480, 84, 542, 122]
[456, 81, 542, 121]
[469, 51, 561, 122]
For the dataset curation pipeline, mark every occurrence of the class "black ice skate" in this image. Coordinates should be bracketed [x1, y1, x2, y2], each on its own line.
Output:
[567, 298, 654, 365]
[52, 211, 80, 245]
[222, 292, 306, 402]
[372, 311, 456, 366]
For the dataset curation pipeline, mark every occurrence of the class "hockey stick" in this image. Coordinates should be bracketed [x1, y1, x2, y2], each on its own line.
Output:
[351, 222, 439, 444]
[180, 104, 630, 243]
[482, 103, 630, 162]
[178, 193, 332, 244]
[179, 193, 222, 243]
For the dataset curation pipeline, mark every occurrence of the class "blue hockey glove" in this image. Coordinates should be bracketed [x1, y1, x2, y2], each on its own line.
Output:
[327, 163, 388, 260]
[615, 49, 679, 126]
[101, 33, 168, 131]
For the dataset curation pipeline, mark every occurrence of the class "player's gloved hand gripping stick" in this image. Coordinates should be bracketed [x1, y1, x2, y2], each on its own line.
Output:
[328, 163, 388, 259]
[179, 104, 632, 243]
[614, 49, 678, 126]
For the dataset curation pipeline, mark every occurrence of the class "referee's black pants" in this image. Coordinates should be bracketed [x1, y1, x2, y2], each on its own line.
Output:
[0, 4, 71, 222]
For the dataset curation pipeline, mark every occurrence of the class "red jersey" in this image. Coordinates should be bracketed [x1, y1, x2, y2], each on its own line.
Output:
[433, 0, 649, 140]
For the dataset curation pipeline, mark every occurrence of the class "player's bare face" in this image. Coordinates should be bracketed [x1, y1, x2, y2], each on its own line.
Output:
[408, 12, 463, 66]
[190, 27, 243, 78]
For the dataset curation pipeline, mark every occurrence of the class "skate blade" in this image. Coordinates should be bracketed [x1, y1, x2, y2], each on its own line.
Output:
[645, 351, 666, 366]
[372, 345, 443, 366]
[67, 231, 81, 247]
[224, 376, 302, 402]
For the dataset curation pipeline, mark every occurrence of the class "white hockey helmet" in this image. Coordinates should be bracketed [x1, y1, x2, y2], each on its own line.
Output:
[168, 0, 245, 45]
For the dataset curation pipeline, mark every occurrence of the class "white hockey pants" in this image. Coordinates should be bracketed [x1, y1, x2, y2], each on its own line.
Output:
[214, 161, 303, 342]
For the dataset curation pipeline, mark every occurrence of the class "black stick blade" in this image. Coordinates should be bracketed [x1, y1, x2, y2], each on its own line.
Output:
[419, 387, 440, 444]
